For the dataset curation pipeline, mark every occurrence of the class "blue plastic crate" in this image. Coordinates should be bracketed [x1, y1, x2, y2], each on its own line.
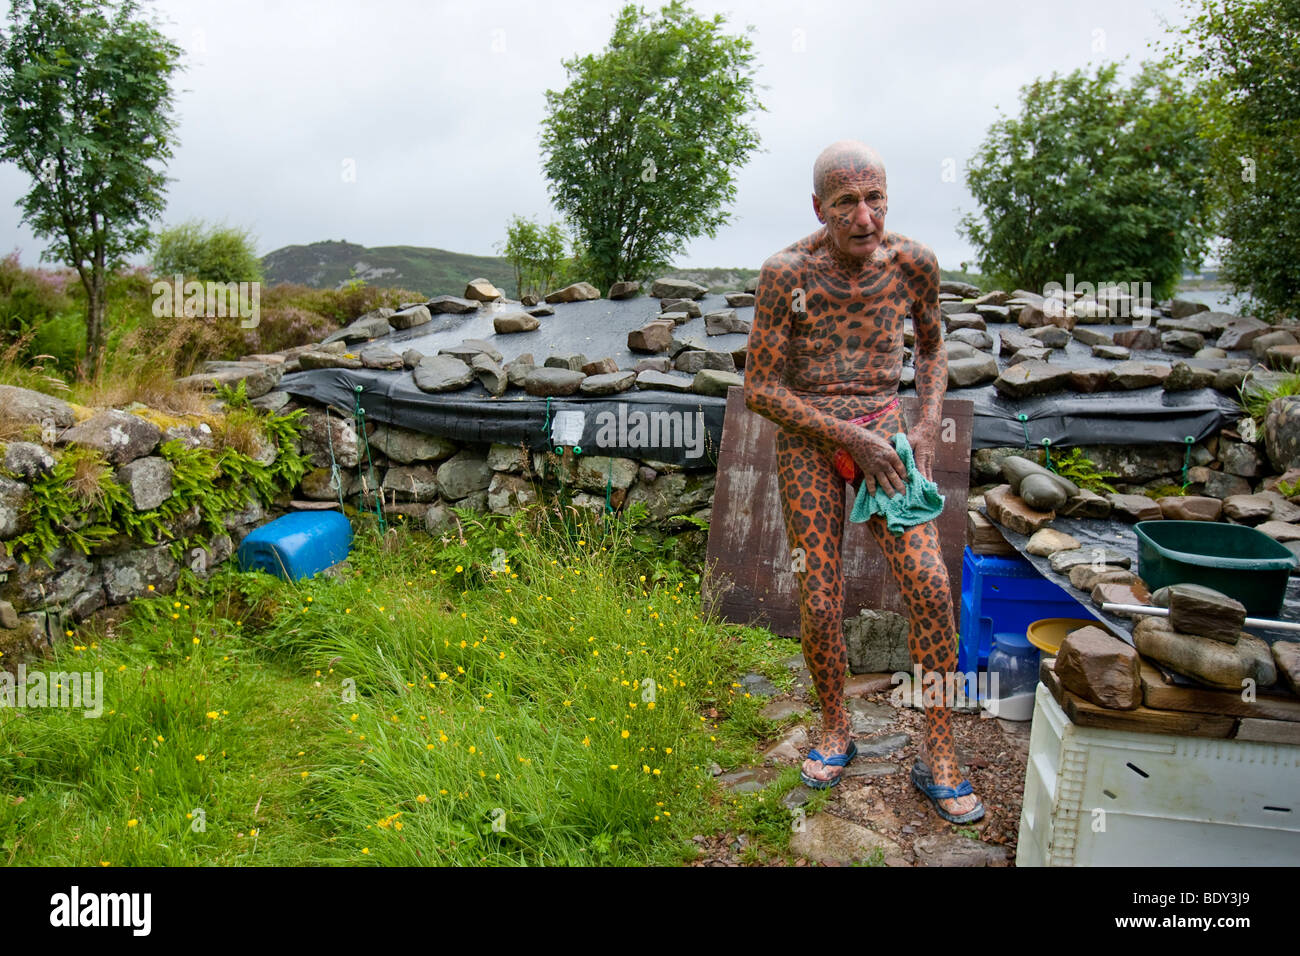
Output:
[237, 511, 353, 581]
[958, 547, 1088, 675]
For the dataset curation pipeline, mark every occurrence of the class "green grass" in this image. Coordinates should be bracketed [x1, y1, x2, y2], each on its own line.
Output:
[0, 504, 804, 866]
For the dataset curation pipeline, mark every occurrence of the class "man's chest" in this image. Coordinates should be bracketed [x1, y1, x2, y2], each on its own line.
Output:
[791, 259, 911, 351]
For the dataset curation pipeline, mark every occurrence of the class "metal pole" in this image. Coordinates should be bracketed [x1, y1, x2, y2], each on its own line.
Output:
[1100, 603, 1300, 633]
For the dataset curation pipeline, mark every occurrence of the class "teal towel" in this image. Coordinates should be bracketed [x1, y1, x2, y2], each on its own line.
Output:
[848, 432, 945, 534]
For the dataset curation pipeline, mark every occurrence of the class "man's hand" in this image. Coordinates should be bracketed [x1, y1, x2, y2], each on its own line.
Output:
[846, 428, 907, 497]
[908, 422, 937, 482]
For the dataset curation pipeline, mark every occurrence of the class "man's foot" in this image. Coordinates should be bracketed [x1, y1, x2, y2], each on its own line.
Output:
[802, 730, 855, 787]
[914, 746, 982, 819]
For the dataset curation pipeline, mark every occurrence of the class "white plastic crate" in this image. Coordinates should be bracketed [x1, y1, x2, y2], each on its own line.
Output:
[1017, 683, 1300, 866]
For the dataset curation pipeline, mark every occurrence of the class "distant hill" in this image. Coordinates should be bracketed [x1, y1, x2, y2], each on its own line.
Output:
[260, 240, 978, 296]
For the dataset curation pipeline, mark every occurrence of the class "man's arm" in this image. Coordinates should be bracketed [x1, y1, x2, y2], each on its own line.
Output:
[901, 240, 947, 479]
[743, 252, 857, 449]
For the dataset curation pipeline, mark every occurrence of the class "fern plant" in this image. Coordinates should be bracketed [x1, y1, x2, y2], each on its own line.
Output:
[1051, 447, 1119, 495]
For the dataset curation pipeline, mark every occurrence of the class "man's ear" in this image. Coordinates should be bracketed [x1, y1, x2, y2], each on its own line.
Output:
[812, 193, 824, 222]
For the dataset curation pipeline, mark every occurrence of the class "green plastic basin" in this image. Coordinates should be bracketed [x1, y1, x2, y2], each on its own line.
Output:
[1135, 520, 1298, 616]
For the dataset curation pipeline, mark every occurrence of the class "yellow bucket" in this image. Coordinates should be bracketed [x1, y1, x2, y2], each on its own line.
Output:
[1026, 617, 1120, 656]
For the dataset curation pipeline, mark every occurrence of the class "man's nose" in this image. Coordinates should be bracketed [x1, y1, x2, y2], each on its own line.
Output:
[854, 199, 877, 222]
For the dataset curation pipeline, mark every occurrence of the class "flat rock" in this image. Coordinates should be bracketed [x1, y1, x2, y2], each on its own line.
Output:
[1058, 489, 1112, 518]
[523, 367, 586, 397]
[544, 281, 601, 303]
[494, 311, 540, 333]
[650, 277, 707, 300]
[760, 699, 811, 721]
[1069, 564, 1137, 590]
[1102, 494, 1164, 522]
[0, 385, 75, 427]
[1067, 367, 1111, 393]
[692, 369, 743, 397]
[1133, 617, 1266, 689]
[359, 345, 404, 370]
[913, 833, 1009, 867]
[1158, 495, 1222, 521]
[1216, 316, 1270, 351]
[1108, 361, 1172, 389]
[993, 361, 1071, 398]
[1222, 493, 1275, 524]
[1006, 347, 1052, 366]
[439, 338, 504, 364]
[1091, 344, 1131, 361]
[412, 355, 474, 393]
[425, 295, 480, 315]
[1072, 327, 1113, 347]
[1273, 641, 1300, 696]
[1112, 327, 1161, 350]
[948, 354, 999, 388]
[1168, 583, 1245, 644]
[853, 732, 911, 758]
[1026, 528, 1080, 556]
[579, 370, 636, 395]
[1091, 580, 1152, 613]
[58, 409, 161, 465]
[984, 484, 1055, 535]
[1026, 325, 1070, 348]
[388, 304, 432, 330]
[1164, 362, 1217, 391]
[1254, 520, 1300, 542]
[789, 813, 903, 866]
[1048, 547, 1132, 573]
[634, 369, 694, 392]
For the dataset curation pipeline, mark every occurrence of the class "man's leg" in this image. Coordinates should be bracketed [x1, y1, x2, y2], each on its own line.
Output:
[866, 518, 981, 817]
[773, 427, 851, 785]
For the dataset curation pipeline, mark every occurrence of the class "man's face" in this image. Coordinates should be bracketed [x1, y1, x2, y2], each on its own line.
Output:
[812, 165, 888, 260]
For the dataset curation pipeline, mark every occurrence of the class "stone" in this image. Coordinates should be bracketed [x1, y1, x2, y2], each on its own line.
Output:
[660, 298, 703, 318]
[319, 309, 394, 345]
[968, 510, 1016, 556]
[527, 305, 555, 317]
[464, 277, 503, 301]
[1265, 395, 1300, 472]
[369, 425, 457, 464]
[1019, 474, 1068, 511]
[1161, 330, 1204, 353]
[579, 370, 636, 395]
[632, 357, 671, 374]
[1222, 493, 1275, 524]
[436, 451, 493, 500]
[1167, 584, 1245, 644]
[1072, 327, 1113, 347]
[949, 328, 994, 350]
[1056, 626, 1142, 710]
[425, 295, 480, 315]
[628, 321, 674, 353]
[523, 367, 585, 397]
[402, 349, 423, 369]
[1254, 520, 1300, 542]
[1157, 495, 1222, 521]
[1108, 361, 1171, 389]
[1169, 298, 1210, 319]
[3, 441, 54, 480]
[0, 384, 75, 428]
[1220, 440, 1262, 478]
[634, 370, 694, 393]
[299, 411, 359, 468]
[438, 339, 504, 364]
[544, 281, 602, 303]
[1006, 347, 1051, 366]
[845, 608, 911, 673]
[388, 304, 432, 330]
[1048, 547, 1132, 574]
[178, 361, 282, 397]
[945, 313, 986, 332]
[1026, 325, 1070, 348]
[1134, 617, 1269, 689]
[544, 353, 588, 372]
[1252, 329, 1300, 359]
[1090, 580, 1152, 612]
[724, 291, 754, 308]
[493, 311, 540, 333]
[993, 361, 1071, 398]
[1112, 327, 1161, 350]
[1216, 316, 1270, 351]
[381, 464, 440, 502]
[760, 724, 808, 763]
[940, 280, 980, 297]
[998, 329, 1042, 353]
[1026, 528, 1081, 556]
[58, 409, 161, 465]
[789, 813, 902, 866]
[760, 699, 811, 721]
[1105, 493, 1162, 523]
[359, 345, 404, 370]
[1068, 564, 1137, 590]
[1273, 641, 1300, 696]
[984, 483, 1054, 535]
[100, 545, 181, 604]
[1058, 489, 1112, 518]
[1067, 367, 1112, 393]
[673, 349, 735, 374]
[115, 456, 173, 511]
[608, 280, 640, 300]
[947, 354, 999, 388]
[1202, 471, 1252, 499]
[913, 833, 1009, 867]
[1164, 362, 1217, 391]
[574, 455, 638, 493]
[296, 351, 362, 371]
[470, 353, 508, 397]
[853, 732, 911, 757]
[650, 277, 707, 300]
[571, 357, 616, 379]
[413, 355, 474, 393]
[691, 369, 743, 397]
[704, 309, 750, 335]
[716, 766, 782, 793]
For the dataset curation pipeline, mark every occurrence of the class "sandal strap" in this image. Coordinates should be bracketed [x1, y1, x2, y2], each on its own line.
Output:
[806, 744, 855, 768]
[923, 780, 974, 800]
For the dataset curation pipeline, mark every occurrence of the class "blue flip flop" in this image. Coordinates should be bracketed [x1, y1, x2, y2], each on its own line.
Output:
[911, 768, 985, 824]
[800, 740, 858, 789]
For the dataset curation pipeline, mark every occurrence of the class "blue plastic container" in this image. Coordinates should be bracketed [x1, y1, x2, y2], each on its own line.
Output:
[958, 547, 1089, 674]
[237, 511, 353, 581]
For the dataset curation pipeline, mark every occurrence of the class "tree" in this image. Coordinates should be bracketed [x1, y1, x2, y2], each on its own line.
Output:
[154, 219, 264, 285]
[538, 0, 763, 293]
[496, 214, 569, 300]
[1159, 0, 1300, 319]
[958, 60, 1212, 299]
[0, 0, 182, 380]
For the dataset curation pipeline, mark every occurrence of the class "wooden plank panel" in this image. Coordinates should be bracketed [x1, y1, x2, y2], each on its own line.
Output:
[1140, 661, 1300, 723]
[703, 387, 973, 638]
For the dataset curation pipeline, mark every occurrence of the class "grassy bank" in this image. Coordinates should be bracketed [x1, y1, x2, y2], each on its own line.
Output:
[0, 504, 806, 866]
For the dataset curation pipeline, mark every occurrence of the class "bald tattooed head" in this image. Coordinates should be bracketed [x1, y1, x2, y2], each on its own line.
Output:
[812, 140, 887, 200]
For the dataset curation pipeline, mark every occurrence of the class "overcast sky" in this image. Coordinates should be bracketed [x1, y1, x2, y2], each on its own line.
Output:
[0, 0, 1196, 275]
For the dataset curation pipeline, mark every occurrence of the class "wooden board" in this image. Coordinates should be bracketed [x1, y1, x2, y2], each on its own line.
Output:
[702, 388, 973, 638]
[1140, 661, 1300, 723]
[1040, 658, 1236, 738]
[1235, 718, 1300, 744]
